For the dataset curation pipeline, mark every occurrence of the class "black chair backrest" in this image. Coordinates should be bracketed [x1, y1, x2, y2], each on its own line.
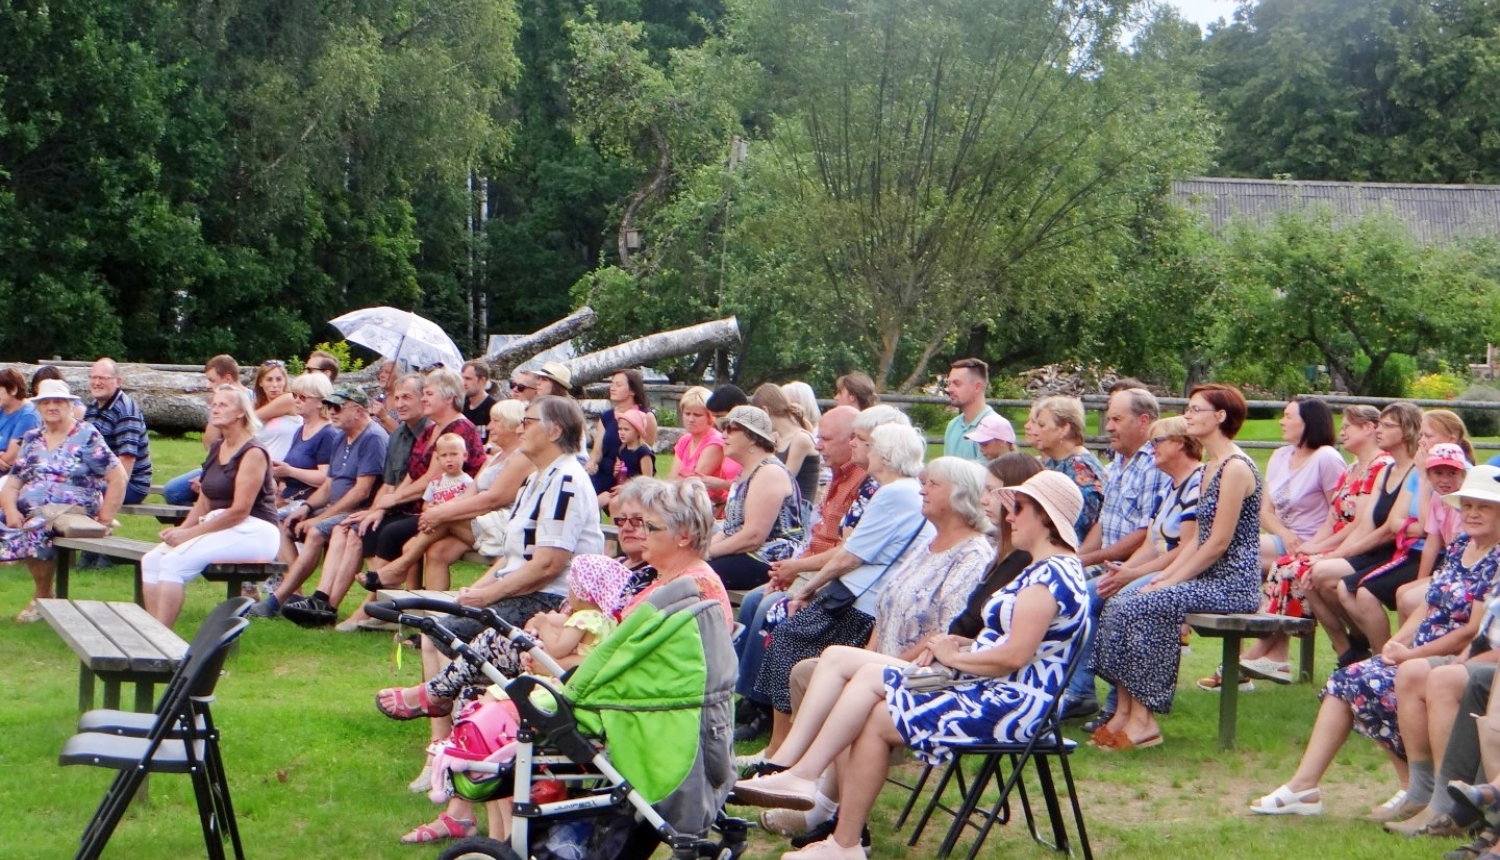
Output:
[184, 597, 252, 698]
[143, 617, 250, 745]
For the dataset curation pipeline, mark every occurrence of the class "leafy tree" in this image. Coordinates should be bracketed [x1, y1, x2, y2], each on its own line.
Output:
[1212, 210, 1500, 395]
[1202, 0, 1500, 182]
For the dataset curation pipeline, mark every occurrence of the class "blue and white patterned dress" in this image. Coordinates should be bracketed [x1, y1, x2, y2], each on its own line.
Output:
[1323, 533, 1500, 758]
[884, 555, 1089, 764]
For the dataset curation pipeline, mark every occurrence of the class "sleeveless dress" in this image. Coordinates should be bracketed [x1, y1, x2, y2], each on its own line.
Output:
[720, 458, 806, 563]
[1322, 534, 1500, 757]
[1093, 452, 1263, 714]
[591, 409, 622, 496]
[884, 555, 1089, 764]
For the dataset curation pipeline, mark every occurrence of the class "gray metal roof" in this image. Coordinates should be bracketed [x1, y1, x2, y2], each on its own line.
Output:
[1172, 176, 1500, 245]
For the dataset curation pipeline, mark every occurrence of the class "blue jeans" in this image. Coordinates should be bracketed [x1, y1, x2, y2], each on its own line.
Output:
[1066, 574, 1150, 713]
[162, 468, 202, 505]
[734, 586, 787, 704]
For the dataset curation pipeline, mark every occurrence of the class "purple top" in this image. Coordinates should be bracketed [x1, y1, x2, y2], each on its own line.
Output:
[1265, 445, 1347, 539]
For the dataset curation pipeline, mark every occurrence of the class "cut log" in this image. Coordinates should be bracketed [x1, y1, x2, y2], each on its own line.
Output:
[563, 317, 740, 388]
[7, 364, 217, 433]
[484, 307, 599, 381]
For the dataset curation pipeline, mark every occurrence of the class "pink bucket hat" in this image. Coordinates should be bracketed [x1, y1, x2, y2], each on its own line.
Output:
[617, 408, 651, 440]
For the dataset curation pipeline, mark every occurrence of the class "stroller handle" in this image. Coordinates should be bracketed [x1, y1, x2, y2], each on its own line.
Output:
[364, 599, 570, 680]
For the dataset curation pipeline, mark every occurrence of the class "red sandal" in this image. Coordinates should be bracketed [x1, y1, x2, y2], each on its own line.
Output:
[399, 812, 476, 844]
[375, 686, 452, 720]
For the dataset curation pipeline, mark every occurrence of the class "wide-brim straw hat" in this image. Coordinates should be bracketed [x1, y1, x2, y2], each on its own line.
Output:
[537, 361, 572, 390]
[719, 405, 777, 448]
[1010, 470, 1084, 550]
[1445, 464, 1500, 508]
[33, 379, 80, 402]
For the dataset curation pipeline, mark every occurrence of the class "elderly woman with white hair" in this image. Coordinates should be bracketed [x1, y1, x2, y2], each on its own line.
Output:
[142, 384, 281, 628]
[753, 422, 934, 748]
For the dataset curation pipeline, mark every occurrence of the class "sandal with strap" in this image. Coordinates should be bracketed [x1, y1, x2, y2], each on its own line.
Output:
[1448, 826, 1500, 860]
[399, 813, 477, 844]
[1250, 784, 1323, 816]
[1451, 781, 1500, 819]
[375, 686, 452, 721]
[15, 601, 42, 623]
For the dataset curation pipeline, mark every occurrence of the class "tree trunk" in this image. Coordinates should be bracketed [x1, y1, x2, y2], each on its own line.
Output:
[12, 364, 220, 433]
[564, 317, 741, 388]
[483, 306, 599, 381]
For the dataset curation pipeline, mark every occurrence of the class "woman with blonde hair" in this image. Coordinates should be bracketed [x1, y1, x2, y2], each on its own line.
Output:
[1024, 395, 1105, 538]
[754, 383, 820, 514]
[670, 386, 741, 504]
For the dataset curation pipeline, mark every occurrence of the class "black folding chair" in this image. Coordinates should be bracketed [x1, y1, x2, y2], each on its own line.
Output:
[60, 614, 250, 860]
[903, 626, 1093, 860]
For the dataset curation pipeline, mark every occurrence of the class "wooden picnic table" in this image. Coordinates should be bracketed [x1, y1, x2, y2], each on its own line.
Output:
[36, 598, 189, 713]
[52, 535, 285, 605]
[1186, 612, 1317, 750]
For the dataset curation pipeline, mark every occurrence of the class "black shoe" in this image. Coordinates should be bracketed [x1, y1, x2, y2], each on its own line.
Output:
[1059, 694, 1099, 721]
[282, 596, 337, 628]
[789, 816, 871, 849]
[1082, 712, 1115, 734]
[741, 761, 787, 779]
[734, 707, 772, 742]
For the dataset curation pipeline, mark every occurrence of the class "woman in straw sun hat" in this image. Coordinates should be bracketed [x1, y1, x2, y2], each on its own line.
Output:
[730, 469, 1089, 860]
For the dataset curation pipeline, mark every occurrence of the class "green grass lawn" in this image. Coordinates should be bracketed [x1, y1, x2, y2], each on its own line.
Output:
[0, 431, 1477, 859]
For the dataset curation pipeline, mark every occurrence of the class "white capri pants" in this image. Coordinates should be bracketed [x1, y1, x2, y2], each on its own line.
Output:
[141, 516, 282, 586]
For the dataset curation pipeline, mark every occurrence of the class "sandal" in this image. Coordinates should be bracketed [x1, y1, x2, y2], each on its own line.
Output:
[1250, 784, 1322, 816]
[1446, 825, 1500, 860]
[1105, 732, 1162, 751]
[1450, 781, 1500, 819]
[357, 570, 385, 593]
[399, 813, 476, 844]
[15, 602, 42, 624]
[1087, 726, 1117, 748]
[375, 686, 452, 721]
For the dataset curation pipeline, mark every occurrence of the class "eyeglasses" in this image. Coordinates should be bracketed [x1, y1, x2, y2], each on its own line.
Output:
[612, 515, 645, 529]
[1378, 419, 1402, 429]
[722, 424, 742, 435]
[87, 376, 116, 382]
[1184, 404, 1218, 414]
[643, 521, 669, 533]
[1151, 435, 1173, 445]
[520, 416, 541, 428]
[292, 393, 308, 401]
[324, 402, 344, 413]
[510, 381, 535, 392]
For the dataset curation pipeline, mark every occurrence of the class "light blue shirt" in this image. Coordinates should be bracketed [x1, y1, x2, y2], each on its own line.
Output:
[839, 477, 935, 615]
[943, 405, 997, 462]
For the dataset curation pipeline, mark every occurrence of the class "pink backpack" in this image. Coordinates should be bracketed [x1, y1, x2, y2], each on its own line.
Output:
[429, 698, 521, 804]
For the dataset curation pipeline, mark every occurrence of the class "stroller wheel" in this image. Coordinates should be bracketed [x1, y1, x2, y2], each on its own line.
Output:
[435, 837, 521, 860]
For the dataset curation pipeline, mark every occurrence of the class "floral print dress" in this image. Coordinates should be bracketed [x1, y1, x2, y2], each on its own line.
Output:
[0, 422, 120, 561]
[1323, 534, 1500, 758]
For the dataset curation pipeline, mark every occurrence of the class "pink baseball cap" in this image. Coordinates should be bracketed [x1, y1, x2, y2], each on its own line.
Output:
[1426, 442, 1472, 472]
[964, 413, 1016, 445]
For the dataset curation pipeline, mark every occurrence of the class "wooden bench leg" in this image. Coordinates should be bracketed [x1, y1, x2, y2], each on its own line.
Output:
[103, 678, 122, 711]
[135, 682, 154, 713]
[55, 548, 73, 599]
[1218, 635, 1243, 750]
[1298, 629, 1315, 684]
[78, 667, 95, 713]
[134, 563, 145, 606]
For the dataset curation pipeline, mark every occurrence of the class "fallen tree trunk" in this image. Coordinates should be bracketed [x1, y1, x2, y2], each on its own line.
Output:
[485, 306, 598, 382]
[563, 317, 740, 387]
[5, 363, 217, 433]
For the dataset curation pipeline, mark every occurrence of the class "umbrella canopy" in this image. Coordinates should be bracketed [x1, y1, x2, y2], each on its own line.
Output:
[329, 307, 465, 373]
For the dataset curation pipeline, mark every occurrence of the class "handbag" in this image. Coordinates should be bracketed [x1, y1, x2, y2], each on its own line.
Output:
[470, 507, 511, 558]
[900, 660, 964, 693]
[36, 504, 109, 538]
[815, 523, 927, 617]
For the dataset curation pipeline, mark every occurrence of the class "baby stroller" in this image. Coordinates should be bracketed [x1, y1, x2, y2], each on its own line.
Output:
[366, 577, 748, 860]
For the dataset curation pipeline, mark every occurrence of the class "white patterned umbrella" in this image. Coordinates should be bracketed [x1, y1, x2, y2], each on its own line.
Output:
[329, 307, 465, 373]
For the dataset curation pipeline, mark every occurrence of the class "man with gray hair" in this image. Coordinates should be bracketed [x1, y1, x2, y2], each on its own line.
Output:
[1061, 386, 1173, 721]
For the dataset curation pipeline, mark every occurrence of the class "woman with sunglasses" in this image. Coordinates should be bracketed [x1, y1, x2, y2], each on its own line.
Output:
[270, 372, 339, 512]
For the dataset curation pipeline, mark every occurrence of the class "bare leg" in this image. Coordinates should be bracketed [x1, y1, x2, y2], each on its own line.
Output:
[151, 583, 187, 628]
[771, 646, 906, 766]
[1342, 584, 1395, 651]
[828, 706, 903, 850]
[26, 557, 55, 603]
[382, 524, 456, 581]
[1426, 663, 1468, 774]
[1307, 559, 1356, 655]
[767, 710, 792, 758]
[1283, 697, 1356, 794]
[1397, 580, 1429, 626]
[312, 527, 360, 597]
[424, 535, 471, 591]
[784, 663, 892, 782]
[273, 529, 328, 602]
[1395, 659, 1433, 763]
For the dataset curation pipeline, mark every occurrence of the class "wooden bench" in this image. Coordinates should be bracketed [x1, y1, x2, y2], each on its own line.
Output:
[1186, 612, 1317, 750]
[36, 598, 189, 713]
[118, 503, 192, 524]
[52, 535, 285, 605]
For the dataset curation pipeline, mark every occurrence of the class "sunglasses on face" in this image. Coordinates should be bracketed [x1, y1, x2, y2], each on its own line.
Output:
[612, 515, 645, 529]
[511, 381, 535, 392]
[324, 402, 344, 414]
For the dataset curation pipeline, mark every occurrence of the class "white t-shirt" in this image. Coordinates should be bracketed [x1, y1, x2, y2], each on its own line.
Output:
[495, 453, 605, 597]
[256, 414, 304, 462]
[424, 472, 475, 506]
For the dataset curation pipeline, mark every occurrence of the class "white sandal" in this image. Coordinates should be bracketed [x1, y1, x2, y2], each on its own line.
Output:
[1250, 784, 1323, 816]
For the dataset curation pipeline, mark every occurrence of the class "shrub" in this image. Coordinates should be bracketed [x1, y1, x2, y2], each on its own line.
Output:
[905, 402, 951, 433]
[1457, 384, 1500, 437]
[286, 341, 365, 375]
[1410, 371, 1464, 401]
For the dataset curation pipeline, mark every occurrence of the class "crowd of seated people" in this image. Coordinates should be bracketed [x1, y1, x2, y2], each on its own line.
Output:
[29, 348, 1500, 859]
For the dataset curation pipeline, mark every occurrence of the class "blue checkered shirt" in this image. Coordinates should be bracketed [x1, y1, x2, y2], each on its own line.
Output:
[1098, 442, 1172, 548]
